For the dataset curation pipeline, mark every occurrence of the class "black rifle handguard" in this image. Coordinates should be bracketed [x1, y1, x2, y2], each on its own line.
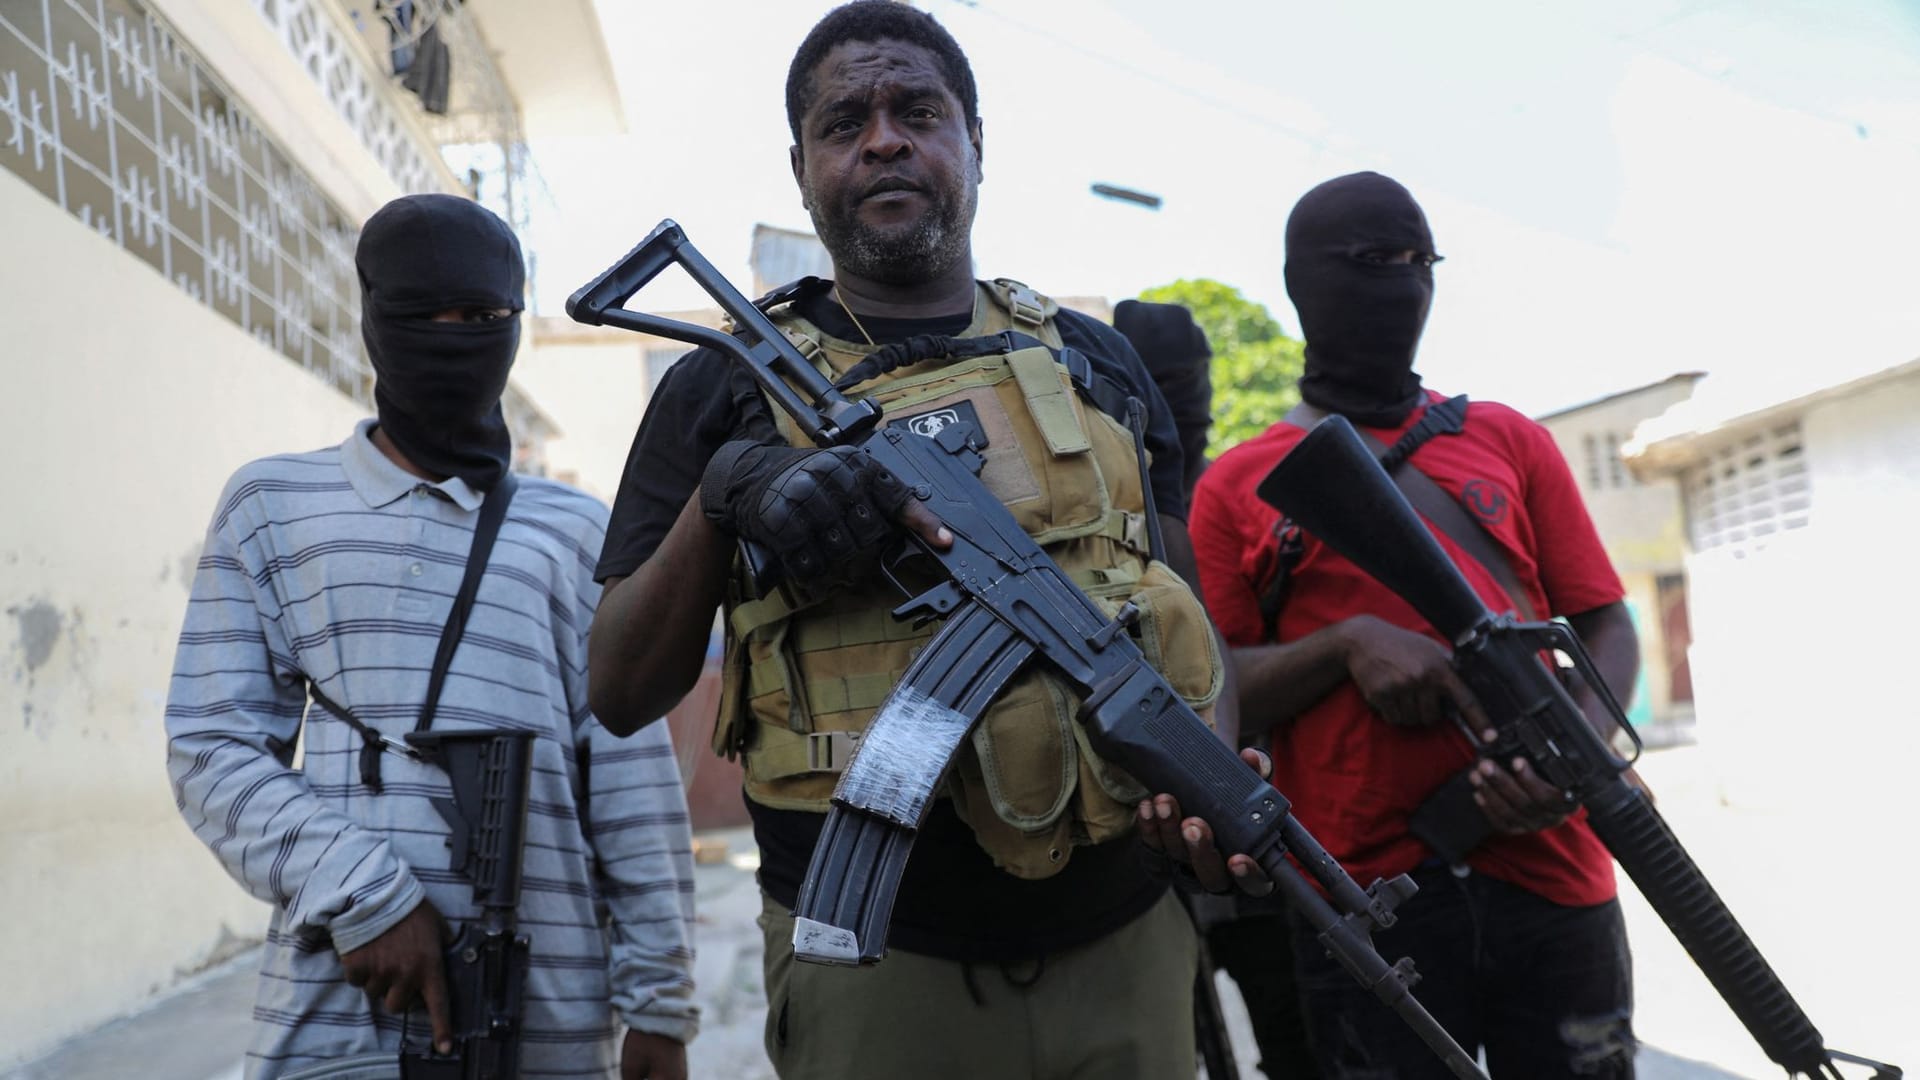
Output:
[1260, 415, 1902, 1080]
[400, 729, 537, 1079]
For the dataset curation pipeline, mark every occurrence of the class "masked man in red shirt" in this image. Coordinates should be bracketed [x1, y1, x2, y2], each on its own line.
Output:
[1189, 172, 1641, 1079]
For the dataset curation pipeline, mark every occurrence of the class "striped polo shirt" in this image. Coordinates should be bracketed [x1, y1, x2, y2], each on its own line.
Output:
[166, 420, 697, 1079]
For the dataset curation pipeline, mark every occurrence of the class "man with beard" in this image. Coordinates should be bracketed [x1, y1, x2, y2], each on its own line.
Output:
[1187, 171, 1641, 1078]
[166, 194, 698, 1079]
[587, 4, 1264, 1077]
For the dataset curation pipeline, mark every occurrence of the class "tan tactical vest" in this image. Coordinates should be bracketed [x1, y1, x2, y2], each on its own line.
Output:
[713, 279, 1223, 879]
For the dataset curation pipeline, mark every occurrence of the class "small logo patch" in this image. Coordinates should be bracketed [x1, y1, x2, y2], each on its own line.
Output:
[893, 400, 988, 447]
[1462, 479, 1509, 526]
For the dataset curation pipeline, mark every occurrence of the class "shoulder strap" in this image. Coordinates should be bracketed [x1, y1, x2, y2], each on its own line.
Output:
[418, 471, 519, 735]
[1271, 397, 1539, 625]
[1350, 405, 1539, 623]
[308, 473, 521, 793]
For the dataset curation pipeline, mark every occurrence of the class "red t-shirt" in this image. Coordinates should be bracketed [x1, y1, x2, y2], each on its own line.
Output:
[1190, 391, 1625, 907]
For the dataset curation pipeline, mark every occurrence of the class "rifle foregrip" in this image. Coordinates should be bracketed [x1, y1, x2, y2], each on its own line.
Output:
[1586, 784, 1831, 1075]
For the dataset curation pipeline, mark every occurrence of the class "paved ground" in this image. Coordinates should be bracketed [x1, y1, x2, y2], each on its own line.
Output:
[11, 739, 1906, 1079]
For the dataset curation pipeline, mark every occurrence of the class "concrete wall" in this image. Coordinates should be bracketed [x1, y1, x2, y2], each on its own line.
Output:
[0, 169, 371, 1066]
[1539, 379, 1698, 723]
[1681, 373, 1920, 811]
[511, 328, 651, 501]
[1539, 382, 1696, 576]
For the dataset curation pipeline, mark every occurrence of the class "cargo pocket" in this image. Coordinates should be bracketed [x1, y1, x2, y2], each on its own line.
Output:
[947, 670, 1082, 879]
[1069, 560, 1227, 844]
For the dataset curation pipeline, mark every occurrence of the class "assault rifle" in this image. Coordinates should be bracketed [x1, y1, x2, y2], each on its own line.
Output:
[1258, 414, 1901, 1080]
[400, 729, 537, 1080]
[569, 220, 1490, 1080]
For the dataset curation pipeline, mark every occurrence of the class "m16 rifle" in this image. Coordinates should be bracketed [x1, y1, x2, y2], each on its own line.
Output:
[399, 729, 537, 1080]
[1259, 413, 1901, 1080]
[568, 220, 1491, 1080]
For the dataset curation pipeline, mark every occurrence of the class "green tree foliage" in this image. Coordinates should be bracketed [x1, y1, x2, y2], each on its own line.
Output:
[1137, 279, 1305, 460]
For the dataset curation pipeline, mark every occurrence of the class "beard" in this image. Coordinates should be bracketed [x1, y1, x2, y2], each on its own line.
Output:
[808, 171, 978, 286]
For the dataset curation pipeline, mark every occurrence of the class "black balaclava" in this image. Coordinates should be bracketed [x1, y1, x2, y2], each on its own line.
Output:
[1113, 299, 1213, 493]
[356, 193, 525, 490]
[1284, 171, 1437, 427]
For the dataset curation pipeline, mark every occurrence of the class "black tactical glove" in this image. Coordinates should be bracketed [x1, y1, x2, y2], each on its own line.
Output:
[699, 440, 915, 586]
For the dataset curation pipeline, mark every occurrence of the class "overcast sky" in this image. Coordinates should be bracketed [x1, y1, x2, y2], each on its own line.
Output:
[531, 0, 1920, 417]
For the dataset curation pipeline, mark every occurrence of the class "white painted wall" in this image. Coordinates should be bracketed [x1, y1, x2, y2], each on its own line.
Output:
[510, 329, 650, 502]
[1539, 379, 1698, 723]
[0, 169, 369, 1066]
[1539, 381, 1696, 576]
[1682, 374, 1920, 812]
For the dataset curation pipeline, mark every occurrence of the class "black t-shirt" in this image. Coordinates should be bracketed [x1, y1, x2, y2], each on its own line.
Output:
[596, 284, 1185, 961]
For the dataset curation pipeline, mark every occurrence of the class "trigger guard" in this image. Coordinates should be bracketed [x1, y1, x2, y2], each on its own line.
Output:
[879, 538, 919, 596]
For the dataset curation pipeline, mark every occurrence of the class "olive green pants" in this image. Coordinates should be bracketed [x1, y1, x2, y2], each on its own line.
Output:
[759, 890, 1199, 1079]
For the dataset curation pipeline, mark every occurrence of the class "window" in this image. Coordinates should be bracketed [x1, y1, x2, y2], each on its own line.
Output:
[1605, 432, 1627, 488]
[1582, 434, 1603, 490]
[1682, 422, 1809, 555]
[0, 0, 371, 404]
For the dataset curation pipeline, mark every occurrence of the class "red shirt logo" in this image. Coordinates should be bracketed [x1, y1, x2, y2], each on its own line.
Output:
[1462, 479, 1509, 526]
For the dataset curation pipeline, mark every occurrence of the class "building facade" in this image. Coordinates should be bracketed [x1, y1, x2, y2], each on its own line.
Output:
[1535, 373, 1703, 729]
[1627, 358, 1920, 810]
[0, 0, 620, 1064]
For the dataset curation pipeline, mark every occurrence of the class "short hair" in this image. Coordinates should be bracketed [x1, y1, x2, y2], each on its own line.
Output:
[785, 1, 979, 145]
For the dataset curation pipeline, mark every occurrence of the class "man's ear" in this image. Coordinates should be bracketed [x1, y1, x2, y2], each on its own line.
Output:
[790, 144, 810, 210]
[970, 118, 985, 182]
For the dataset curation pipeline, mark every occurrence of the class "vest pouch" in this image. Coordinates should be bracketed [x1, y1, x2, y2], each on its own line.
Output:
[741, 588, 930, 810]
[947, 669, 1082, 880]
[858, 347, 1126, 547]
[1073, 560, 1226, 810]
[712, 615, 749, 761]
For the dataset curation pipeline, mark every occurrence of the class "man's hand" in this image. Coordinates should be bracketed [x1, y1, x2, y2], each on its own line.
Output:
[338, 899, 453, 1055]
[1137, 748, 1277, 897]
[1469, 756, 1575, 835]
[1338, 615, 1490, 732]
[698, 440, 949, 585]
[621, 1030, 688, 1080]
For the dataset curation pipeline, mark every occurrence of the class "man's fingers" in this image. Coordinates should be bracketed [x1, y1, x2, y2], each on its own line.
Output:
[896, 501, 953, 551]
[360, 971, 393, 1007]
[1137, 795, 1186, 857]
[1507, 757, 1563, 804]
[1470, 761, 1528, 833]
[1180, 817, 1234, 894]
[420, 953, 454, 1055]
[1136, 800, 1164, 854]
[382, 972, 416, 1016]
[1440, 669, 1492, 735]
[1239, 747, 1272, 780]
[1624, 766, 1656, 806]
[1227, 853, 1276, 897]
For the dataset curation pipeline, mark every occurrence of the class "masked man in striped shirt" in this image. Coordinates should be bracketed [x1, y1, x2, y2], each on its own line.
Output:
[166, 194, 698, 1079]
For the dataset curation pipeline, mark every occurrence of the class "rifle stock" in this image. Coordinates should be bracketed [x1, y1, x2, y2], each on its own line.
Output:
[1260, 415, 1901, 1080]
[572, 223, 1491, 1080]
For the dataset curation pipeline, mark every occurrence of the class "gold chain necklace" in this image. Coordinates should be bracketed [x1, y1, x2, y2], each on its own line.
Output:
[833, 288, 878, 347]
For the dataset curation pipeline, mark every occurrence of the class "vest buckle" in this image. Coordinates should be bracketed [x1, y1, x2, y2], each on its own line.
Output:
[806, 730, 865, 773]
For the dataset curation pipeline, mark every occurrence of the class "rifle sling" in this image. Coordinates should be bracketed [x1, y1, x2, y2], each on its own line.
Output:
[309, 472, 521, 793]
